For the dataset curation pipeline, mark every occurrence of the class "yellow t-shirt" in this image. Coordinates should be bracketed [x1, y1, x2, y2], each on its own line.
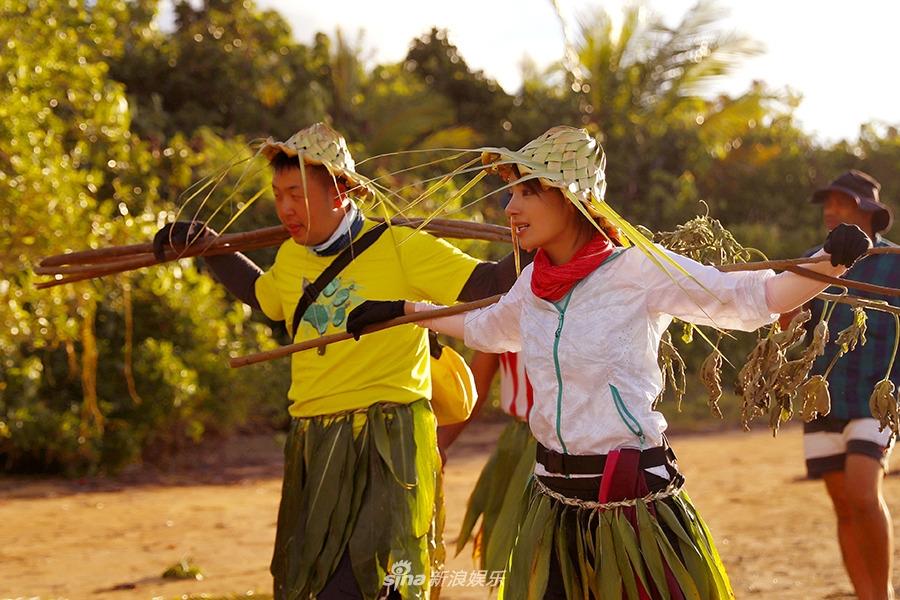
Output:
[254, 220, 480, 417]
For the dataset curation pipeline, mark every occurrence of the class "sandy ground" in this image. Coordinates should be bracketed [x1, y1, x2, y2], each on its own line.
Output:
[1, 422, 898, 600]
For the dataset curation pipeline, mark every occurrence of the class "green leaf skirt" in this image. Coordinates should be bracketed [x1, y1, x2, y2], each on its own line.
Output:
[456, 418, 536, 574]
[499, 479, 735, 600]
[270, 398, 443, 600]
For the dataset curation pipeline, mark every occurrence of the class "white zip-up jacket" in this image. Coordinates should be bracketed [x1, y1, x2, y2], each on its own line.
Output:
[462, 245, 778, 475]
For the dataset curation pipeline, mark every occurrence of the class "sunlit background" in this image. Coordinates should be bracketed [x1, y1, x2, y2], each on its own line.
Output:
[157, 0, 900, 142]
[3, 2, 900, 597]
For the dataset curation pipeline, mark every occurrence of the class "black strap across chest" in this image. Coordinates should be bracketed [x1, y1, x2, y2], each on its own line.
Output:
[290, 222, 388, 337]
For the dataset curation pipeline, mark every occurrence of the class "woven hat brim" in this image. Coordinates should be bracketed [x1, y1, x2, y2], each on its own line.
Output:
[481, 148, 595, 201]
[260, 139, 369, 197]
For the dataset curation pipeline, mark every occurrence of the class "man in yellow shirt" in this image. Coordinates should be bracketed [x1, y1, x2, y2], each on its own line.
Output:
[154, 123, 521, 599]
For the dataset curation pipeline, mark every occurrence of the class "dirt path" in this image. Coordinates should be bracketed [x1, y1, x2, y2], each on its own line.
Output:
[1, 422, 897, 599]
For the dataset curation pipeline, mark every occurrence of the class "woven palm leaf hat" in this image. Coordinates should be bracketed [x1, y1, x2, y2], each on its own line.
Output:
[480, 125, 723, 316]
[480, 125, 658, 252]
[481, 125, 607, 205]
[260, 122, 372, 199]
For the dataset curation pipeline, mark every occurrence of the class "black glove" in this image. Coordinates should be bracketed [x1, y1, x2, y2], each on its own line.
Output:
[152, 221, 215, 261]
[346, 300, 406, 340]
[823, 223, 872, 267]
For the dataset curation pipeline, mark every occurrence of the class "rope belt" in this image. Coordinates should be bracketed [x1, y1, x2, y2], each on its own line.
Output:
[533, 475, 684, 510]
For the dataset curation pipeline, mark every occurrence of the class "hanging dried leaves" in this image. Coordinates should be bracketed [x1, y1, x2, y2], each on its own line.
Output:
[869, 314, 900, 435]
[798, 375, 831, 422]
[700, 349, 724, 418]
[656, 330, 687, 411]
[833, 307, 868, 356]
[806, 320, 829, 360]
[652, 213, 756, 266]
[736, 309, 824, 434]
[642, 215, 894, 435]
[869, 380, 898, 434]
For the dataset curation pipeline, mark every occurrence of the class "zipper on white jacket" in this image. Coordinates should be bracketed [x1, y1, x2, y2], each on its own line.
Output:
[609, 383, 646, 449]
[544, 252, 626, 457]
[551, 289, 575, 454]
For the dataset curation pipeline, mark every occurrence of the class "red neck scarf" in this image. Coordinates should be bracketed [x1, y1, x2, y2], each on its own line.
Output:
[530, 233, 615, 302]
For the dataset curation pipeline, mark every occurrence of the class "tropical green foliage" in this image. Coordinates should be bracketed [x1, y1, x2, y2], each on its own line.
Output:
[1, 0, 899, 473]
[0, 0, 288, 474]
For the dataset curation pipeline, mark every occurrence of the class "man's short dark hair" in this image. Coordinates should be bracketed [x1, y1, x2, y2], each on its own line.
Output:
[269, 151, 315, 174]
[268, 151, 348, 189]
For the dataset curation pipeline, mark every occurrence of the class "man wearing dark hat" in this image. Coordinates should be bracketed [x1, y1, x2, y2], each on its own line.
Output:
[801, 170, 898, 600]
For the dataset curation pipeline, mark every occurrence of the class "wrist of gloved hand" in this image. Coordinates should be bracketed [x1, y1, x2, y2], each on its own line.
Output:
[346, 300, 406, 340]
[823, 223, 872, 268]
[152, 221, 216, 261]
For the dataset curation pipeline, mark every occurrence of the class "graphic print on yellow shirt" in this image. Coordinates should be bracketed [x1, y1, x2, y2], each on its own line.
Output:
[254, 220, 480, 417]
[299, 276, 361, 335]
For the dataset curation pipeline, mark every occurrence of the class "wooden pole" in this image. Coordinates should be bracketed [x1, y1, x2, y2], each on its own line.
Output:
[784, 265, 900, 298]
[35, 219, 511, 286]
[39, 225, 289, 267]
[34, 238, 280, 289]
[39, 219, 512, 269]
[715, 246, 899, 272]
[34, 236, 280, 276]
[716, 255, 830, 272]
[35, 226, 900, 292]
[225, 284, 899, 369]
[228, 294, 502, 368]
[817, 292, 900, 316]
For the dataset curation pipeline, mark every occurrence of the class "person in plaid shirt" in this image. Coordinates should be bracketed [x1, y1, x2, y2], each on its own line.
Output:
[800, 170, 898, 600]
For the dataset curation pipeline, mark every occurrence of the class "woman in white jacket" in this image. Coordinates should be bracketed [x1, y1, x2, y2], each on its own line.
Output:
[347, 126, 872, 600]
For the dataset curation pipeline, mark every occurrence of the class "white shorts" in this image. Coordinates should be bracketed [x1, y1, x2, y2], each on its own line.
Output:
[803, 416, 895, 478]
